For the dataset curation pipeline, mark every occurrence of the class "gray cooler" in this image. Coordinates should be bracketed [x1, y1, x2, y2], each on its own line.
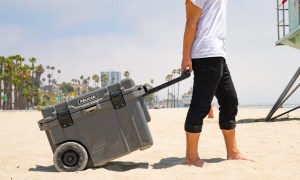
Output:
[38, 79, 153, 172]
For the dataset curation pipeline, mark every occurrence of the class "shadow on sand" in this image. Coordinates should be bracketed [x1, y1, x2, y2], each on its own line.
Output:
[28, 165, 56, 172]
[152, 157, 225, 169]
[29, 157, 228, 172]
[29, 161, 149, 173]
[237, 118, 300, 124]
[102, 161, 149, 172]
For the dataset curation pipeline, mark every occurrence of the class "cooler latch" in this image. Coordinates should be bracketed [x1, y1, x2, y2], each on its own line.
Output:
[110, 90, 126, 109]
[57, 109, 74, 128]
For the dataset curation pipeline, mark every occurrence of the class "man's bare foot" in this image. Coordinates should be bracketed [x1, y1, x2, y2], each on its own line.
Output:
[227, 153, 255, 162]
[184, 153, 208, 167]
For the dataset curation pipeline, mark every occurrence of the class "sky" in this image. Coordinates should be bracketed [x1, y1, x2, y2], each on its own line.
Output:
[0, 0, 299, 105]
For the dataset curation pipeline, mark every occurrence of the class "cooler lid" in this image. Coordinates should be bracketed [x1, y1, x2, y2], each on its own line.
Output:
[67, 87, 110, 113]
[38, 116, 57, 126]
[39, 78, 137, 123]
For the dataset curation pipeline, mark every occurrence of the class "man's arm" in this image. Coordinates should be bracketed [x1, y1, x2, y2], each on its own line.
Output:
[181, 0, 202, 72]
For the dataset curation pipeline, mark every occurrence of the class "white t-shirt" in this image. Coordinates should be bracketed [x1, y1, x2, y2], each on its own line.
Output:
[190, 0, 227, 59]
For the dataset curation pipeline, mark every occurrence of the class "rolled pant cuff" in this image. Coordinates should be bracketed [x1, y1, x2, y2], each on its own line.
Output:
[185, 123, 202, 133]
[219, 120, 236, 130]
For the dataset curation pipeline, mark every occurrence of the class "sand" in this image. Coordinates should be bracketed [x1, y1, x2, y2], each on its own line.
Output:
[0, 107, 299, 180]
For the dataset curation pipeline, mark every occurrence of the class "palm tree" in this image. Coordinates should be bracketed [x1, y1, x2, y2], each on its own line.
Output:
[150, 79, 154, 85]
[80, 75, 84, 85]
[123, 71, 130, 78]
[150, 79, 155, 105]
[0, 55, 47, 110]
[0, 56, 8, 109]
[95, 75, 99, 88]
[57, 70, 62, 101]
[143, 83, 153, 107]
[101, 74, 108, 88]
[42, 78, 46, 86]
[34, 64, 45, 107]
[46, 66, 51, 93]
[57, 70, 61, 84]
[176, 68, 181, 107]
[50, 66, 55, 74]
[172, 69, 177, 108]
[3, 56, 14, 110]
[47, 74, 52, 94]
[87, 76, 90, 90]
[3, 56, 18, 109]
[1, 55, 23, 110]
[92, 75, 97, 89]
[29, 57, 36, 68]
[52, 79, 57, 86]
[92, 74, 99, 89]
[165, 74, 173, 108]
[82, 79, 88, 85]
[19, 64, 30, 109]
[46, 65, 50, 74]
[35, 64, 44, 89]
[12, 55, 25, 109]
[50, 66, 55, 87]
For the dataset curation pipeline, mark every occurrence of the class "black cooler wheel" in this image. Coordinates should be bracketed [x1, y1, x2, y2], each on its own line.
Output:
[53, 142, 88, 172]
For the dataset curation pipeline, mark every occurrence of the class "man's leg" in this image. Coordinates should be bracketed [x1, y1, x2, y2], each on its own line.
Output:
[184, 58, 223, 167]
[184, 132, 207, 167]
[222, 129, 254, 161]
[215, 59, 254, 162]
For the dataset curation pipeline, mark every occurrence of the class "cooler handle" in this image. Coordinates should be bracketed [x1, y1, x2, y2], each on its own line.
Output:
[143, 69, 191, 97]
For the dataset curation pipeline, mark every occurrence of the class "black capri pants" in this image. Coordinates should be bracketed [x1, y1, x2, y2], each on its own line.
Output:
[185, 57, 238, 133]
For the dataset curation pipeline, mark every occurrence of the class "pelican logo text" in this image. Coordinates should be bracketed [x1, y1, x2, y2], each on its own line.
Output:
[78, 94, 98, 105]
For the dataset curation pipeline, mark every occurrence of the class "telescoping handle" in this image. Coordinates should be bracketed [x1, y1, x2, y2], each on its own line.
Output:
[143, 69, 191, 97]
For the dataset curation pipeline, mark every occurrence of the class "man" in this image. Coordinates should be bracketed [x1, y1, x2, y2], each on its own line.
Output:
[181, 0, 254, 167]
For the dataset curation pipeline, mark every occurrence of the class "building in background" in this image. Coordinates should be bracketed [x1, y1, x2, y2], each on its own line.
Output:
[100, 71, 121, 87]
[40, 85, 56, 92]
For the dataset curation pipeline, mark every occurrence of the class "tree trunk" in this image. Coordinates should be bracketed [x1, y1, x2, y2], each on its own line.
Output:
[9, 83, 13, 110]
[19, 85, 24, 109]
[34, 88, 38, 107]
[6, 80, 12, 110]
[34, 73, 41, 88]
[14, 86, 19, 110]
[3, 80, 8, 110]
[173, 84, 176, 108]
[34, 73, 41, 107]
[25, 94, 29, 110]
[167, 87, 169, 108]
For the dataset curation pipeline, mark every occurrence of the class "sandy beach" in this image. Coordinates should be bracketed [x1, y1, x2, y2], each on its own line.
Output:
[0, 107, 299, 180]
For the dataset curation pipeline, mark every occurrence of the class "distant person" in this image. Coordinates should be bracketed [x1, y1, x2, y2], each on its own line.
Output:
[181, 0, 254, 167]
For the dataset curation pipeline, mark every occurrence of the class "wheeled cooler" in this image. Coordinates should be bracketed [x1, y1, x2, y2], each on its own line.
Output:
[38, 70, 191, 172]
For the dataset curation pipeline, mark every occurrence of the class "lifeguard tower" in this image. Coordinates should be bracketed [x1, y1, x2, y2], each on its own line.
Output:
[266, 0, 300, 120]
